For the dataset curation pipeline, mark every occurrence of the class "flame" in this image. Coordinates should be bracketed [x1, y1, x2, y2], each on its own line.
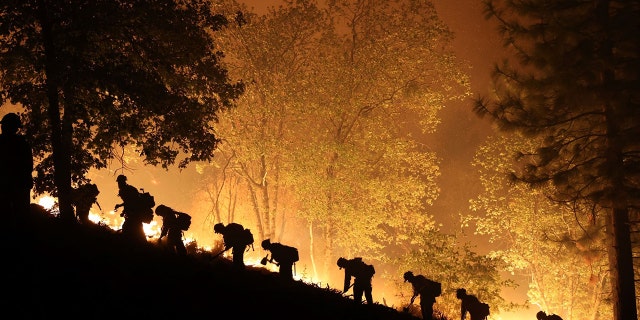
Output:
[38, 195, 56, 210]
[32, 196, 377, 306]
[32, 195, 397, 308]
[143, 219, 160, 238]
[34, 195, 163, 238]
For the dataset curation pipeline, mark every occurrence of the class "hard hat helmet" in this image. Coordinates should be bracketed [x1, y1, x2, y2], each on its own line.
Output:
[403, 271, 414, 282]
[155, 205, 170, 216]
[261, 239, 271, 249]
[116, 175, 127, 183]
[213, 223, 224, 233]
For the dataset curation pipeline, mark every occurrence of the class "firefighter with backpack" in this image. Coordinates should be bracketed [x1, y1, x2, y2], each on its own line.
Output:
[337, 257, 375, 305]
[404, 271, 442, 320]
[114, 175, 149, 243]
[70, 182, 100, 225]
[456, 288, 490, 320]
[214, 222, 253, 270]
[260, 239, 299, 280]
[155, 205, 190, 256]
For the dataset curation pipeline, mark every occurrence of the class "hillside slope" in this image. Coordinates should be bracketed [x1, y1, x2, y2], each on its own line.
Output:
[4, 207, 420, 320]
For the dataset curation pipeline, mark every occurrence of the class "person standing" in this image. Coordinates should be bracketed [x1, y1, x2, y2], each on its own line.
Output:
[261, 239, 298, 280]
[114, 175, 146, 243]
[155, 205, 187, 256]
[214, 222, 251, 270]
[70, 183, 100, 224]
[404, 271, 441, 320]
[0, 113, 33, 226]
[337, 257, 375, 304]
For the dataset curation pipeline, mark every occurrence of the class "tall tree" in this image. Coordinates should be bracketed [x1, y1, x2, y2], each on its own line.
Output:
[210, 0, 470, 281]
[469, 133, 611, 320]
[195, 1, 513, 313]
[291, 0, 470, 280]
[0, 0, 243, 220]
[475, 1, 640, 318]
[210, 0, 327, 246]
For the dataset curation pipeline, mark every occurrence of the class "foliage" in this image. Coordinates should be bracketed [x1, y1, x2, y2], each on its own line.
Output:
[207, 0, 329, 244]
[0, 0, 244, 219]
[207, 0, 470, 284]
[468, 133, 611, 320]
[391, 229, 519, 317]
[286, 0, 469, 281]
[475, 0, 640, 318]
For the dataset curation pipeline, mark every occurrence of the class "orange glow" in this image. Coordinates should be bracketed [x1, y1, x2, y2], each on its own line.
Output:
[32, 195, 531, 319]
[37, 195, 56, 210]
[34, 195, 162, 238]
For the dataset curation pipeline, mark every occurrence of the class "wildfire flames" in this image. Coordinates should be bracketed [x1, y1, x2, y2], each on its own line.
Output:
[35, 195, 301, 280]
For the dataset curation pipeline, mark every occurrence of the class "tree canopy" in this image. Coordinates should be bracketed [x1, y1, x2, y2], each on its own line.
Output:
[0, 0, 244, 220]
[193, 0, 516, 314]
[209, 0, 470, 276]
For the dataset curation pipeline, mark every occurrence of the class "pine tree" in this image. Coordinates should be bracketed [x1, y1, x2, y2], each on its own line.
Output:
[475, 1, 639, 319]
[470, 133, 611, 319]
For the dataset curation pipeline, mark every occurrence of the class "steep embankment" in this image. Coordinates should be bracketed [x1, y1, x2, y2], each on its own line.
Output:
[5, 208, 419, 320]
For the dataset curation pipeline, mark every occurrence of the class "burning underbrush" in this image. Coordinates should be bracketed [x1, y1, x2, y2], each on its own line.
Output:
[3, 205, 426, 320]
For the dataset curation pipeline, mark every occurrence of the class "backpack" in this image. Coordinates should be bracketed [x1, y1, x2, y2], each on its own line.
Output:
[176, 212, 191, 231]
[241, 228, 254, 247]
[353, 258, 375, 278]
[477, 302, 490, 319]
[134, 191, 155, 223]
[416, 275, 441, 297]
[280, 245, 299, 263]
[469, 296, 490, 320]
[362, 263, 375, 278]
[429, 280, 442, 297]
[71, 183, 99, 205]
[138, 191, 155, 208]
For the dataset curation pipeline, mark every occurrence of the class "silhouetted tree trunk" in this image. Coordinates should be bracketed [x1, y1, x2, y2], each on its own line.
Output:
[38, 0, 74, 221]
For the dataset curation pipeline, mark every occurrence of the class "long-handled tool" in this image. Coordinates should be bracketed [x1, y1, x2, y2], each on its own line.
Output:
[260, 254, 279, 266]
[402, 294, 418, 312]
[211, 246, 232, 259]
[342, 283, 354, 297]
